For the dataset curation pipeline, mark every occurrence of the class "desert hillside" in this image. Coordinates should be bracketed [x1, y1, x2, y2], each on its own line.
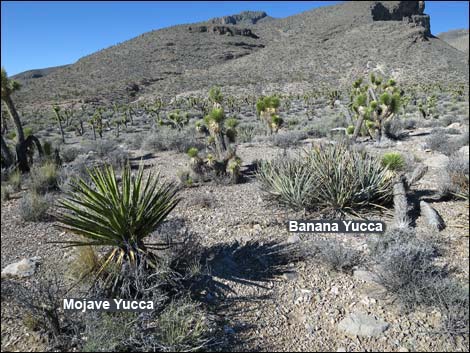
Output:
[438, 28, 469, 54]
[1, 1, 469, 352]
[11, 1, 468, 107]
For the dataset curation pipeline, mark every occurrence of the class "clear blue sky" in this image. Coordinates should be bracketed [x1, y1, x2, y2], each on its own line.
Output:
[1, 1, 468, 75]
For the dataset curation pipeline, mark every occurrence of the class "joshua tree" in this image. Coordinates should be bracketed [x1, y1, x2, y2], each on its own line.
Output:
[349, 73, 402, 143]
[89, 108, 104, 140]
[209, 86, 223, 108]
[52, 105, 66, 143]
[186, 88, 242, 184]
[166, 110, 189, 130]
[1, 67, 43, 171]
[328, 89, 341, 108]
[256, 95, 283, 134]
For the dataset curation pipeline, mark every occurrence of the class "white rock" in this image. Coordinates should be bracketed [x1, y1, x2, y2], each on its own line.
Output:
[445, 122, 462, 130]
[338, 312, 389, 337]
[458, 145, 469, 157]
[353, 269, 380, 283]
[424, 154, 449, 169]
[1, 257, 40, 279]
[286, 235, 300, 244]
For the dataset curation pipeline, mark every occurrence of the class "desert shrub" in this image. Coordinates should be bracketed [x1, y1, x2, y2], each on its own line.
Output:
[8, 169, 21, 191]
[67, 246, 102, 281]
[271, 130, 307, 148]
[57, 156, 92, 192]
[428, 278, 469, 336]
[142, 128, 204, 153]
[60, 146, 81, 163]
[107, 148, 130, 170]
[308, 115, 347, 138]
[312, 239, 363, 273]
[82, 312, 138, 352]
[1, 183, 14, 202]
[425, 129, 467, 156]
[152, 298, 211, 351]
[369, 227, 469, 335]
[4, 276, 77, 346]
[19, 191, 53, 222]
[381, 152, 405, 171]
[177, 169, 198, 188]
[372, 240, 440, 310]
[440, 151, 469, 200]
[84, 139, 117, 158]
[237, 123, 264, 143]
[257, 143, 394, 213]
[384, 119, 410, 140]
[29, 161, 59, 194]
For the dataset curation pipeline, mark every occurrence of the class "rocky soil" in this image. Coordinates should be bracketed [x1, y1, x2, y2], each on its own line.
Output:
[1, 125, 469, 351]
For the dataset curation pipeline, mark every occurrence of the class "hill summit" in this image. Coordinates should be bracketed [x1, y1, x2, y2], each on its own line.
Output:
[11, 1, 468, 107]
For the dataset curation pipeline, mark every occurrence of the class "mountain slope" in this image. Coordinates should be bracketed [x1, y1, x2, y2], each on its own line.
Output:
[438, 29, 469, 54]
[11, 1, 469, 107]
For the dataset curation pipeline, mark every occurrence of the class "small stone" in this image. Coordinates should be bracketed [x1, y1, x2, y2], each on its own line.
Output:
[337, 347, 347, 352]
[282, 272, 298, 281]
[353, 269, 379, 283]
[286, 235, 300, 244]
[338, 312, 389, 337]
[223, 325, 235, 335]
[1, 258, 39, 279]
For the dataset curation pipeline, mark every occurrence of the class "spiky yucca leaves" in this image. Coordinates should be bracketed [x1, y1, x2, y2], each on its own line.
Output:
[208, 86, 223, 107]
[167, 110, 189, 130]
[56, 163, 180, 272]
[257, 143, 394, 214]
[257, 157, 317, 210]
[349, 73, 402, 142]
[381, 152, 405, 171]
[256, 95, 282, 134]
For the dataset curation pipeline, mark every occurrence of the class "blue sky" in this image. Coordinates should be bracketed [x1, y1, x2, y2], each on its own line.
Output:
[1, 1, 469, 75]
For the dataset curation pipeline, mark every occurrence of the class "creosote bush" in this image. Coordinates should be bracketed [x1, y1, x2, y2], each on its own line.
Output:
[257, 143, 394, 213]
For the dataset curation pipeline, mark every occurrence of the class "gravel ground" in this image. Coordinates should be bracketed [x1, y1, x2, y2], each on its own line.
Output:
[1, 130, 469, 352]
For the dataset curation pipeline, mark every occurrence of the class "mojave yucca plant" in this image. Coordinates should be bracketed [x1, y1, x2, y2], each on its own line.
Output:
[56, 163, 180, 272]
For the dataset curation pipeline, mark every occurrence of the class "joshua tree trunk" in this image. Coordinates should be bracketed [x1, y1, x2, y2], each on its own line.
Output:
[1, 134, 13, 168]
[3, 95, 25, 144]
[16, 135, 44, 172]
[351, 114, 365, 142]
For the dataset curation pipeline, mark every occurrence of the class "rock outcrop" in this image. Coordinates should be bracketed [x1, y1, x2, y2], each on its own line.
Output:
[188, 25, 259, 39]
[210, 11, 270, 25]
[370, 1, 431, 37]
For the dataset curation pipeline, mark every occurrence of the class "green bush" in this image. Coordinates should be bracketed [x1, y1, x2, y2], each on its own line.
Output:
[257, 143, 394, 213]
[381, 152, 405, 171]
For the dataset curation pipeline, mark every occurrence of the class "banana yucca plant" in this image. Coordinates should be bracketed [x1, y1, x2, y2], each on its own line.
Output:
[257, 143, 394, 214]
[56, 163, 180, 271]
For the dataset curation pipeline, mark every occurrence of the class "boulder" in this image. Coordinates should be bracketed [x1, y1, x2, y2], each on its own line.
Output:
[338, 312, 389, 337]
